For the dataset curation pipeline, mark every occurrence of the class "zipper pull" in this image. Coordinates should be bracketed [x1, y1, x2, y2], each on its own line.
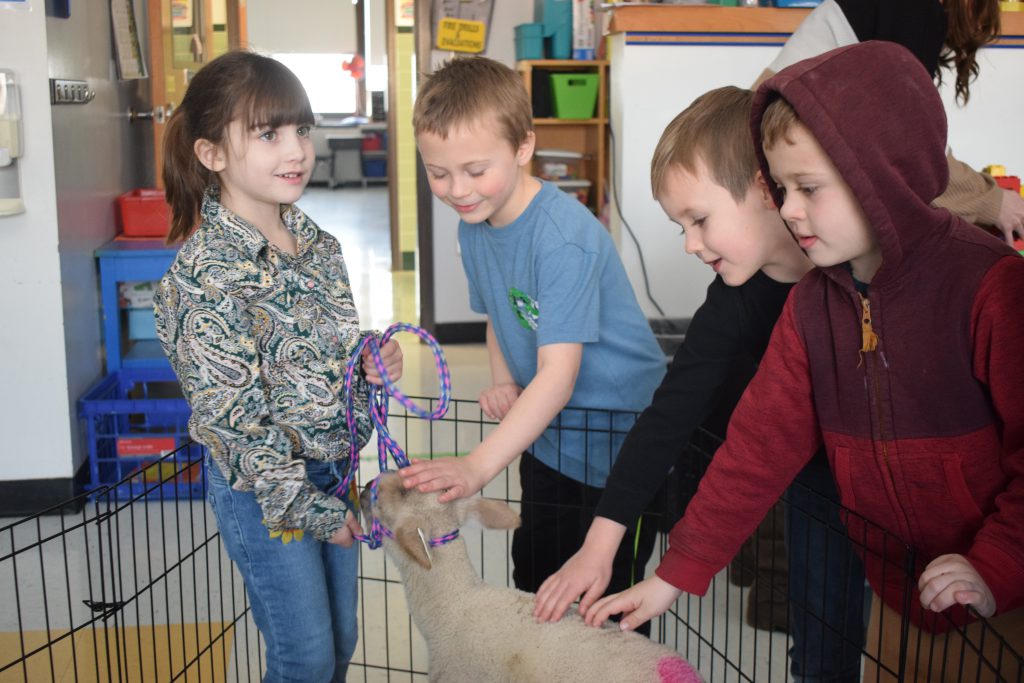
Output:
[857, 293, 879, 367]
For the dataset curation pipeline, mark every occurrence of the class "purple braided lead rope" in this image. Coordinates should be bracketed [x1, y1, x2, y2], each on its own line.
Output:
[331, 323, 454, 548]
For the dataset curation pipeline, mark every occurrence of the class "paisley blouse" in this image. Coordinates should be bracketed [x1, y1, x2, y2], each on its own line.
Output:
[154, 192, 372, 541]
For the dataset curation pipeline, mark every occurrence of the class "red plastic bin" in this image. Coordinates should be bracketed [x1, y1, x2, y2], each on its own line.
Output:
[118, 188, 171, 237]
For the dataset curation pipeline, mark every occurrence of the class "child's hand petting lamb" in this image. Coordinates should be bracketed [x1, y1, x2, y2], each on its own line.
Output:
[586, 575, 685, 633]
[398, 455, 494, 503]
[361, 472, 702, 683]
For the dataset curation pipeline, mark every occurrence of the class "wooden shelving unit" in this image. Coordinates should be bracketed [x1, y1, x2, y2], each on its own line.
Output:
[517, 59, 609, 215]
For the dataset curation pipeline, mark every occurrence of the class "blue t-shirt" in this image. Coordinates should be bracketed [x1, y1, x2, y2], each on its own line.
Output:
[459, 180, 666, 486]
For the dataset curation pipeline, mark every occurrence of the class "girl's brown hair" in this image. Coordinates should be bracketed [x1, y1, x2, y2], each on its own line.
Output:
[163, 51, 315, 242]
[940, 0, 1001, 105]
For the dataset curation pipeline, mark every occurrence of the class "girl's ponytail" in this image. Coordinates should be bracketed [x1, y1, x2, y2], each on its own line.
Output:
[163, 108, 210, 243]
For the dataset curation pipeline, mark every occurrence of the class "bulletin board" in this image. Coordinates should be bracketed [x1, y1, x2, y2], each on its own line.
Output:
[432, 0, 495, 53]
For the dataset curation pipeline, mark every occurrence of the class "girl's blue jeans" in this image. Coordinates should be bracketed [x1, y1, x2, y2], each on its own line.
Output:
[206, 455, 359, 683]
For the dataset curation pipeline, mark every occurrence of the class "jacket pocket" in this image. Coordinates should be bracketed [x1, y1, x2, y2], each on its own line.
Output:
[940, 453, 983, 527]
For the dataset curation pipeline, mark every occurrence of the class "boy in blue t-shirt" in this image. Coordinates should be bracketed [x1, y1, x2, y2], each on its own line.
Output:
[400, 56, 666, 601]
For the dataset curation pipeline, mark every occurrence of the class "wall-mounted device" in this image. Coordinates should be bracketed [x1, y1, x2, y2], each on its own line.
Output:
[50, 78, 95, 105]
[0, 69, 24, 216]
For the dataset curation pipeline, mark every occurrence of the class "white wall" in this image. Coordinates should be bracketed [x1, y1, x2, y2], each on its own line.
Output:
[430, 2, 534, 326]
[0, 0, 152, 483]
[939, 49, 1024, 176]
[0, 2, 68, 480]
[247, 0, 357, 54]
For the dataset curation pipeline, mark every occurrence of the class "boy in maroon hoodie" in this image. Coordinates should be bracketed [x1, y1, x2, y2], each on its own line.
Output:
[587, 41, 1024, 680]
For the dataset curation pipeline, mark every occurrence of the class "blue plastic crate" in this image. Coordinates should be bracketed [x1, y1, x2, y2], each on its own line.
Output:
[78, 366, 205, 501]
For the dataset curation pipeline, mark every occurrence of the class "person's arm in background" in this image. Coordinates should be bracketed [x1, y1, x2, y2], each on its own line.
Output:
[934, 151, 1024, 245]
[398, 340, 582, 502]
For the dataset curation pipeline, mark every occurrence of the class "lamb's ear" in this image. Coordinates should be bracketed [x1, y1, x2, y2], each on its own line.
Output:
[459, 497, 521, 530]
[395, 526, 433, 569]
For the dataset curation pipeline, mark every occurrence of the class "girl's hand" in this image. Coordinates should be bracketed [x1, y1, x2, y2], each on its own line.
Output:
[479, 383, 522, 420]
[327, 511, 363, 548]
[534, 542, 615, 623]
[397, 456, 489, 503]
[363, 339, 403, 385]
[918, 554, 996, 617]
[585, 575, 682, 631]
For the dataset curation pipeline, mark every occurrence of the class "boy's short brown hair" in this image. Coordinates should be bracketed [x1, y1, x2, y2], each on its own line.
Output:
[650, 86, 758, 202]
[759, 96, 802, 151]
[413, 56, 532, 150]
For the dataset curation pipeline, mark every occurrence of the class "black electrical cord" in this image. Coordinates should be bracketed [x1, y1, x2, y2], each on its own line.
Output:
[607, 116, 667, 318]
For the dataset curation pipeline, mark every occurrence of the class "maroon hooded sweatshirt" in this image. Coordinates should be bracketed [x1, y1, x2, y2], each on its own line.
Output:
[656, 41, 1024, 632]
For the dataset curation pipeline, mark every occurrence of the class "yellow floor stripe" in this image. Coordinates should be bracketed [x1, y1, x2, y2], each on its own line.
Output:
[0, 622, 234, 682]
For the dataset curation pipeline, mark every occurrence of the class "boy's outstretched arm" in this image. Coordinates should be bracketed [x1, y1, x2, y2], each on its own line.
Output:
[399, 340, 582, 502]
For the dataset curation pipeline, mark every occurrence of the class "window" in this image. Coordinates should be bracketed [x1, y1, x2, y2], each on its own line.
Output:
[271, 53, 359, 115]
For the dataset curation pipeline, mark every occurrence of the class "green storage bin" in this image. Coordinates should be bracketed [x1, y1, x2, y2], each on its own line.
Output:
[550, 73, 599, 119]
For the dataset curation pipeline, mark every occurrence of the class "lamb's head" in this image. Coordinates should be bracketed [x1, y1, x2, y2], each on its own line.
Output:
[360, 471, 521, 569]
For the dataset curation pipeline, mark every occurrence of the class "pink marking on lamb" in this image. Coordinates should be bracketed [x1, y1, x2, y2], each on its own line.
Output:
[658, 655, 701, 682]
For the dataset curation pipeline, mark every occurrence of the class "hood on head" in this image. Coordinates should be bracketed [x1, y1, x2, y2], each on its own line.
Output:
[751, 41, 951, 287]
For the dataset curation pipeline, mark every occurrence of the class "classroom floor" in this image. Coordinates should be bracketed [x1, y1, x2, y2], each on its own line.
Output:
[0, 186, 791, 682]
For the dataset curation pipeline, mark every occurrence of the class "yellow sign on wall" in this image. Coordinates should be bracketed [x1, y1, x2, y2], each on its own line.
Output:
[435, 18, 487, 53]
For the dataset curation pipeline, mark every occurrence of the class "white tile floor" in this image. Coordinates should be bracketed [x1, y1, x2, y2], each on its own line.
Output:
[0, 186, 793, 682]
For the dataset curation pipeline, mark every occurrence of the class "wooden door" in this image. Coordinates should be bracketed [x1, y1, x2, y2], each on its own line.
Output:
[146, 0, 246, 187]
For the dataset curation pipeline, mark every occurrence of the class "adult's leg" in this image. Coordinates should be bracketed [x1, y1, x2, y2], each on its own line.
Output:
[207, 458, 338, 683]
[787, 452, 866, 683]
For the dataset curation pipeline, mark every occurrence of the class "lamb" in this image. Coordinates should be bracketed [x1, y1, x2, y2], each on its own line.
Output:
[360, 471, 702, 683]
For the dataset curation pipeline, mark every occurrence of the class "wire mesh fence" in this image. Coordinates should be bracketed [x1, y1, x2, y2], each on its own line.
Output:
[1, 397, 1021, 681]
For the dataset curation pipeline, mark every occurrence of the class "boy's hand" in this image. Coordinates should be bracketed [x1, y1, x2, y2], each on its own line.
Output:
[534, 543, 615, 623]
[328, 511, 364, 548]
[997, 188, 1024, 245]
[918, 554, 996, 617]
[479, 383, 522, 420]
[397, 456, 489, 503]
[585, 575, 682, 631]
[362, 339, 403, 386]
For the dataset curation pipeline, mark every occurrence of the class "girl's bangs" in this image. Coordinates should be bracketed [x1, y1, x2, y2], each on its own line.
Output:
[237, 64, 314, 130]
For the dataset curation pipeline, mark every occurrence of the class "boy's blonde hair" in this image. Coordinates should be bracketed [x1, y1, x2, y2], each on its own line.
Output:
[759, 96, 802, 151]
[650, 86, 758, 202]
[413, 56, 532, 150]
